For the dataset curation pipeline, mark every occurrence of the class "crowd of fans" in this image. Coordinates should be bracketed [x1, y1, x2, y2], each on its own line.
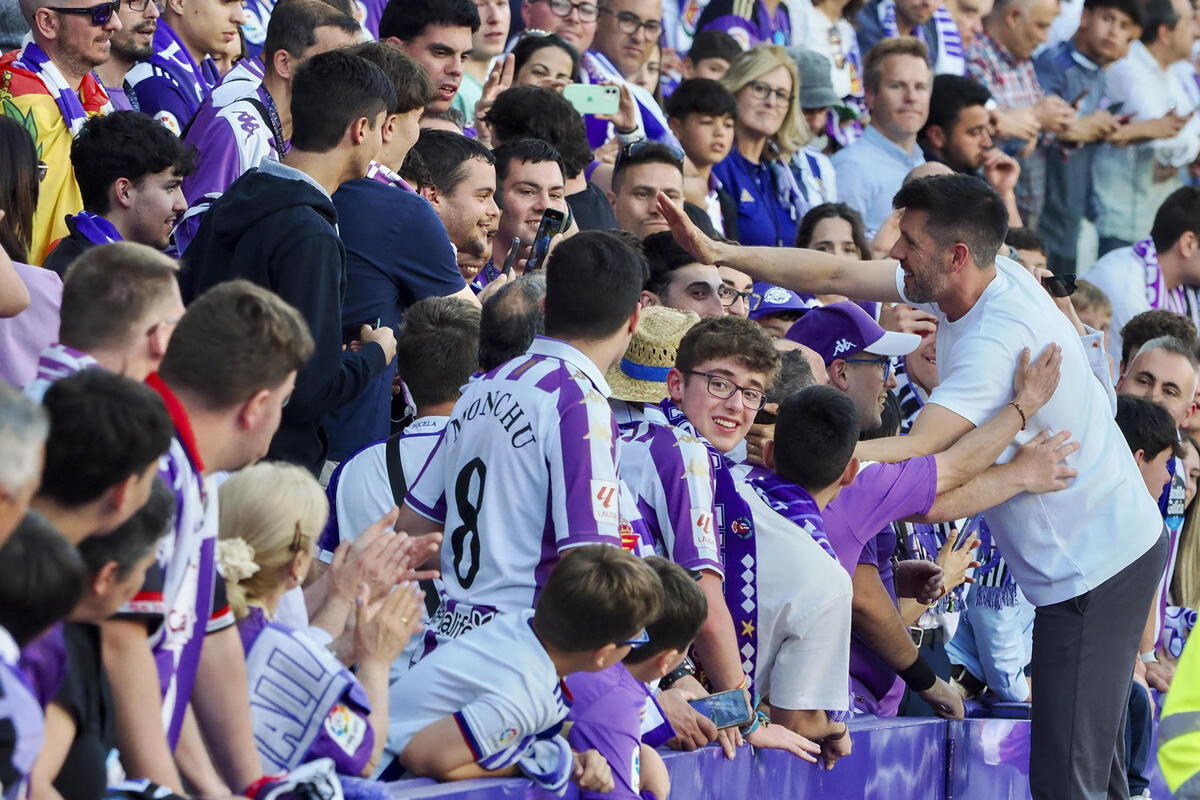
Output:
[3, 0, 1200, 796]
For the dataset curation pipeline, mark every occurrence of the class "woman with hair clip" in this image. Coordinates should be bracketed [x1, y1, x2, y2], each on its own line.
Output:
[713, 45, 811, 248]
[0, 117, 56, 384]
[218, 462, 425, 778]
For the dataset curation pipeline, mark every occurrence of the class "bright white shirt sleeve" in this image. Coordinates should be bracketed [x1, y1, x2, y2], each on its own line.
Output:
[768, 575, 853, 711]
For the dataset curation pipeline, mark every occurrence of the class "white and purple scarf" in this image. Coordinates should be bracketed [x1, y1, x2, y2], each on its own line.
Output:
[580, 50, 678, 149]
[878, 0, 965, 76]
[1138, 237, 1200, 328]
[13, 38, 113, 134]
[150, 21, 220, 113]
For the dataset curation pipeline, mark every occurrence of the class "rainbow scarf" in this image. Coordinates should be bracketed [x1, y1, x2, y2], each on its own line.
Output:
[7, 38, 112, 136]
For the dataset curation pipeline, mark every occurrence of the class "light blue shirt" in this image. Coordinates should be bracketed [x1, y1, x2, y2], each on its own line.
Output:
[830, 125, 924, 235]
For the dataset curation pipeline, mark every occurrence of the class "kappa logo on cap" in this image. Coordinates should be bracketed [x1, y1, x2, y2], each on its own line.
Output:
[763, 287, 791, 304]
[832, 338, 856, 356]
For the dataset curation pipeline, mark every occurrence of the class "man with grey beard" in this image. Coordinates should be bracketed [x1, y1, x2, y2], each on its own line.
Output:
[92, 0, 160, 109]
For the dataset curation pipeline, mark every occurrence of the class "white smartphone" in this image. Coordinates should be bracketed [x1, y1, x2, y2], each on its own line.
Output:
[563, 83, 620, 116]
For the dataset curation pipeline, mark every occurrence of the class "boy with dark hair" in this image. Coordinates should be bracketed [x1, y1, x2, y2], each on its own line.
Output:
[1005, 227, 1048, 272]
[640, 230, 726, 318]
[488, 139, 568, 280]
[178, 0, 362, 252]
[385, 545, 663, 793]
[665, 79, 738, 239]
[180, 51, 399, 473]
[565, 556, 707, 800]
[44, 112, 195, 274]
[380, 0, 481, 113]
[681, 30, 740, 80]
[1120, 309, 1200, 376]
[327, 43, 472, 460]
[26, 243, 184, 401]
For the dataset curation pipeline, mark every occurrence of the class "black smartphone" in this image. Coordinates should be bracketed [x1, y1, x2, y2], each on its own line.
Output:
[1041, 274, 1077, 298]
[687, 689, 754, 730]
[525, 209, 567, 272]
[343, 317, 382, 346]
[1107, 101, 1125, 115]
[501, 236, 521, 277]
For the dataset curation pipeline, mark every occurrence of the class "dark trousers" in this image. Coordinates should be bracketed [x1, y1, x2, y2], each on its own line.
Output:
[1125, 681, 1154, 795]
[899, 633, 952, 717]
[1029, 533, 1167, 800]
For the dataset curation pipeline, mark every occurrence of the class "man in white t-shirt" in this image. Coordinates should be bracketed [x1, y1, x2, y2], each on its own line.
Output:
[396, 231, 646, 651]
[658, 172, 1166, 800]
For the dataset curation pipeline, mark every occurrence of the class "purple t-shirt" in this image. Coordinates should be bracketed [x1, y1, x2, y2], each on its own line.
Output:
[0, 262, 61, 388]
[823, 456, 938, 574]
[566, 664, 658, 800]
[17, 623, 66, 709]
[848, 527, 905, 716]
[0, 627, 43, 800]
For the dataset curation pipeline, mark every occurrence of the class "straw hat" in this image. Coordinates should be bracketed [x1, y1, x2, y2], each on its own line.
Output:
[606, 306, 701, 403]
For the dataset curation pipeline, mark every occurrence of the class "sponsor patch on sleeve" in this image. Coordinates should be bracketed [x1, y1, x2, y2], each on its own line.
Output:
[691, 507, 718, 559]
[323, 703, 367, 755]
[591, 480, 620, 526]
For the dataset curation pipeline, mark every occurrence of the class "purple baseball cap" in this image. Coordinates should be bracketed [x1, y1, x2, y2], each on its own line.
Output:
[785, 301, 920, 363]
[748, 281, 820, 321]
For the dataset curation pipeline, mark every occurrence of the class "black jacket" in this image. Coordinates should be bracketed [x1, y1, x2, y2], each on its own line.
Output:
[179, 166, 386, 473]
[43, 216, 95, 277]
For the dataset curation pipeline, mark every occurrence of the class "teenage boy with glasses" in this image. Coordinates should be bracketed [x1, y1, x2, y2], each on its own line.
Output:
[1, 0, 119, 264]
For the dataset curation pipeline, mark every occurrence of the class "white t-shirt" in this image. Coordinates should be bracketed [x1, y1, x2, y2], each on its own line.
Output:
[736, 481, 852, 712]
[897, 256, 1162, 606]
[383, 609, 569, 770]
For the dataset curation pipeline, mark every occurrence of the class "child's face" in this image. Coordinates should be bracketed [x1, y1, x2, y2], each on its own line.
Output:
[1074, 305, 1111, 334]
[1136, 446, 1174, 498]
[689, 56, 731, 80]
[1014, 247, 1047, 272]
[672, 112, 735, 168]
[668, 357, 767, 453]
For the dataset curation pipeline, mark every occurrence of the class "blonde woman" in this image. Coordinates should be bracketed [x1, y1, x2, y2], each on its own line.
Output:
[712, 44, 812, 248]
[218, 462, 423, 778]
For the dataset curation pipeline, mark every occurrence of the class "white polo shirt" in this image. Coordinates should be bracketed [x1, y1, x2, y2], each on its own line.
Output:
[735, 480, 853, 712]
[898, 256, 1162, 606]
[405, 336, 624, 623]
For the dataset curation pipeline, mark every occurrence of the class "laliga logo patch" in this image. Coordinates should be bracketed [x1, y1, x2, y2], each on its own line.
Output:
[691, 507, 716, 554]
[591, 480, 620, 526]
[498, 727, 519, 745]
[324, 703, 367, 755]
[831, 338, 856, 357]
[157, 112, 181, 137]
[763, 287, 791, 305]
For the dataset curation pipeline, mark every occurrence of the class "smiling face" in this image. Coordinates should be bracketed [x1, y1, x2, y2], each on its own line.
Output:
[497, 157, 567, 248]
[866, 53, 932, 143]
[830, 352, 897, 429]
[667, 357, 767, 453]
[514, 43, 575, 90]
[435, 157, 501, 258]
[127, 167, 187, 250]
[735, 64, 793, 141]
[905, 328, 938, 393]
[397, 24, 475, 112]
[1117, 347, 1199, 427]
[890, 208, 952, 304]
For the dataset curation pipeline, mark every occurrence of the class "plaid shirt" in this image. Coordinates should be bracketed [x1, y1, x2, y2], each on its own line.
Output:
[967, 30, 1047, 227]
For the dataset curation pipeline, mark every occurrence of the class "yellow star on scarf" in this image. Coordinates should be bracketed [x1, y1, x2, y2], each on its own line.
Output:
[741, 620, 755, 638]
[584, 422, 612, 444]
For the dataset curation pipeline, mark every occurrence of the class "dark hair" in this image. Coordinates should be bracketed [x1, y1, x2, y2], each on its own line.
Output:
[421, 107, 467, 130]
[59, 243, 180, 353]
[263, 0, 360, 68]
[160, 279, 315, 408]
[290, 51, 397, 152]
[1004, 227, 1046, 253]
[347, 41, 436, 114]
[1083, 0, 1145, 27]
[623, 556, 707, 664]
[1116, 394, 1180, 463]
[486, 87, 593, 178]
[479, 274, 546, 371]
[1140, 0, 1179, 44]
[664, 77, 738, 121]
[534, 544, 664, 652]
[795, 202, 872, 259]
[892, 174, 1008, 268]
[0, 117, 38, 262]
[71, 111, 195, 215]
[642, 230, 698, 295]
[395, 297, 480, 408]
[686, 29, 741, 64]
[612, 142, 683, 194]
[39, 370, 173, 506]
[1151, 186, 1200, 254]
[544, 231, 648, 340]
[511, 31, 580, 78]
[859, 390, 901, 439]
[399, 146, 433, 189]
[379, 0, 480, 40]
[493, 138, 565, 188]
[676, 315, 782, 382]
[409, 129, 495, 195]
[77, 477, 173, 579]
[773, 385, 860, 491]
[921, 74, 990, 141]
[765, 348, 817, 405]
[316, 0, 357, 16]
[1121, 309, 1200, 368]
[0, 511, 85, 646]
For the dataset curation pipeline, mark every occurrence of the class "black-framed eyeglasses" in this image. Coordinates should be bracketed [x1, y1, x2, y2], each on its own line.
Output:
[535, 0, 599, 22]
[685, 370, 768, 411]
[35, 161, 48, 184]
[620, 628, 650, 648]
[616, 139, 684, 171]
[599, 7, 662, 36]
[719, 286, 762, 311]
[48, 0, 120, 26]
[125, 0, 164, 12]
[746, 80, 793, 106]
[843, 356, 893, 381]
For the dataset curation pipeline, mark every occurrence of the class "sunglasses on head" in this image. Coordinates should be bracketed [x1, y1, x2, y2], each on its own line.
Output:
[615, 139, 685, 171]
[48, 0, 121, 26]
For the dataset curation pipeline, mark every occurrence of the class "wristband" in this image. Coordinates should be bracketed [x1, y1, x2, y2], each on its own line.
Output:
[614, 124, 638, 135]
[1008, 400, 1027, 430]
[658, 656, 696, 691]
[1140, 651, 1159, 664]
[897, 655, 937, 692]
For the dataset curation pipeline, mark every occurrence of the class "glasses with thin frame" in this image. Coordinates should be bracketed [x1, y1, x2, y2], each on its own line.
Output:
[843, 356, 893, 381]
[48, 0, 120, 26]
[746, 80, 793, 106]
[535, 0, 599, 22]
[685, 370, 768, 411]
[599, 7, 662, 36]
[125, 0, 164, 12]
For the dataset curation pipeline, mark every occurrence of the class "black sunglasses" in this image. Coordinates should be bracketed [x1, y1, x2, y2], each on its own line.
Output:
[615, 139, 685, 171]
[48, 0, 120, 26]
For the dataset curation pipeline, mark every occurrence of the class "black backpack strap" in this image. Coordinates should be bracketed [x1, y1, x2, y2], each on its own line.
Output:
[384, 432, 439, 617]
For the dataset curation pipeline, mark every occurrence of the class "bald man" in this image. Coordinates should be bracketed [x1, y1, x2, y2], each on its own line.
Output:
[0, 0, 118, 264]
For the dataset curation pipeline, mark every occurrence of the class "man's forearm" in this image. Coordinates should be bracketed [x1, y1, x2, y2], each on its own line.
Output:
[711, 240, 902, 303]
[192, 626, 261, 793]
[101, 620, 185, 792]
[174, 707, 230, 797]
[768, 706, 840, 740]
[851, 565, 919, 672]
[934, 404, 1026, 492]
[913, 461, 1025, 523]
[693, 572, 746, 691]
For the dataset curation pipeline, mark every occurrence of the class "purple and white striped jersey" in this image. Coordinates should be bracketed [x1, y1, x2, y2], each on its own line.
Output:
[126, 21, 221, 136]
[23, 343, 100, 403]
[405, 336, 624, 629]
[0, 626, 44, 800]
[618, 421, 723, 576]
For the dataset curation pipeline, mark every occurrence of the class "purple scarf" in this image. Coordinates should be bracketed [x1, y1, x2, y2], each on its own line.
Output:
[69, 210, 123, 245]
[13, 39, 112, 134]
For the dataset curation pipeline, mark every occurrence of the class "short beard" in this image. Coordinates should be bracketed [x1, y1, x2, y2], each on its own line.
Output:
[111, 33, 154, 63]
[904, 271, 939, 304]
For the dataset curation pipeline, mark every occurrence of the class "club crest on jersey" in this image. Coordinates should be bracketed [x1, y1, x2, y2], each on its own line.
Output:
[157, 111, 181, 137]
[619, 517, 640, 552]
[831, 338, 856, 357]
[729, 517, 752, 538]
[591, 480, 620, 525]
